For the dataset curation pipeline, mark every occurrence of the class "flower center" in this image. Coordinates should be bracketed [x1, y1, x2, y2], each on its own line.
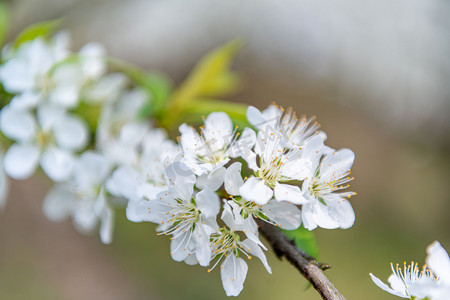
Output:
[158, 198, 200, 237]
[258, 158, 283, 187]
[36, 130, 54, 148]
[390, 262, 438, 294]
[211, 227, 241, 257]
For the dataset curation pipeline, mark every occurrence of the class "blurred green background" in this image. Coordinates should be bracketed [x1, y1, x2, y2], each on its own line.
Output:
[1, 0, 449, 299]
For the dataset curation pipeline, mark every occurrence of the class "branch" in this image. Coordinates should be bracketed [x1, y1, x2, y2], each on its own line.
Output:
[256, 220, 346, 300]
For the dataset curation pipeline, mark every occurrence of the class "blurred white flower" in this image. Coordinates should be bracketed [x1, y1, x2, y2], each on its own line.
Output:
[43, 151, 115, 243]
[0, 103, 89, 181]
[0, 32, 70, 95]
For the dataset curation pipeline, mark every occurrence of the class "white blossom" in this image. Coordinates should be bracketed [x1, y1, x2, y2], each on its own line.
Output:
[0, 103, 89, 181]
[300, 144, 356, 230]
[178, 111, 255, 176]
[238, 126, 318, 205]
[137, 162, 219, 267]
[209, 201, 271, 297]
[43, 151, 115, 243]
[224, 162, 302, 233]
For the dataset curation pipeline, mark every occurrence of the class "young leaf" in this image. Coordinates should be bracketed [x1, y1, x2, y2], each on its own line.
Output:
[160, 40, 243, 129]
[13, 19, 62, 49]
[282, 226, 319, 259]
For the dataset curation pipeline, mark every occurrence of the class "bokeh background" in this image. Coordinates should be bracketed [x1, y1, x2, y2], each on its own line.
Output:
[1, 0, 449, 299]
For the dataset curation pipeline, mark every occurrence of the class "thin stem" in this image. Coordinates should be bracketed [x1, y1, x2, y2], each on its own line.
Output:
[256, 219, 346, 300]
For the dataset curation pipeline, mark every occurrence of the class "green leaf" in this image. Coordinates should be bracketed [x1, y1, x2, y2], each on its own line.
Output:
[13, 19, 62, 49]
[159, 40, 243, 129]
[0, 2, 10, 47]
[282, 226, 319, 259]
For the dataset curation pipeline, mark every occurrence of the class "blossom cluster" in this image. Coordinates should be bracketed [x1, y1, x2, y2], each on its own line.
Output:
[0, 31, 357, 296]
[371, 241, 450, 300]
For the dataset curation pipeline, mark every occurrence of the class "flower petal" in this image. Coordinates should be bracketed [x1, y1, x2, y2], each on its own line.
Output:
[195, 188, 220, 218]
[241, 239, 271, 274]
[369, 274, 409, 298]
[53, 114, 89, 151]
[0, 105, 36, 142]
[261, 200, 302, 230]
[221, 255, 248, 297]
[426, 241, 450, 284]
[196, 167, 226, 192]
[320, 148, 355, 179]
[239, 177, 273, 205]
[40, 146, 75, 182]
[4, 144, 40, 179]
[224, 162, 244, 195]
[274, 183, 308, 204]
[203, 112, 233, 150]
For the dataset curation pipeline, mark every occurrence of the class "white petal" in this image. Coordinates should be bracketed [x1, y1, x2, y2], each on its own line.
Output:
[327, 198, 355, 229]
[75, 151, 113, 187]
[165, 162, 195, 200]
[274, 183, 308, 204]
[203, 112, 233, 150]
[221, 201, 239, 231]
[10, 92, 41, 110]
[239, 177, 273, 205]
[170, 231, 193, 262]
[192, 225, 212, 267]
[125, 196, 143, 223]
[221, 255, 248, 297]
[426, 241, 450, 284]
[261, 200, 302, 230]
[320, 148, 355, 179]
[224, 162, 244, 195]
[229, 127, 256, 160]
[37, 104, 64, 131]
[246, 106, 265, 128]
[95, 188, 115, 244]
[136, 192, 175, 224]
[241, 239, 271, 274]
[196, 167, 226, 192]
[53, 114, 89, 151]
[42, 183, 73, 222]
[369, 274, 409, 298]
[40, 147, 75, 182]
[105, 166, 138, 198]
[0, 105, 36, 142]
[4, 144, 40, 179]
[309, 201, 341, 229]
[195, 188, 220, 218]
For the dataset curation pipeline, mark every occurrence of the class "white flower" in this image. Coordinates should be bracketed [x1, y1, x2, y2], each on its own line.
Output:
[106, 128, 179, 222]
[224, 162, 302, 233]
[43, 151, 115, 243]
[370, 262, 438, 299]
[137, 162, 219, 267]
[409, 241, 450, 300]
[247, 105, 325, 148]
[0, 33, 70, 95]
[0, 104, 89, 181]
[300, 143, 356, 230]
[178, 111, 255, 176]
[209, 201, 271, 297]
[238, 128, 319, 205]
